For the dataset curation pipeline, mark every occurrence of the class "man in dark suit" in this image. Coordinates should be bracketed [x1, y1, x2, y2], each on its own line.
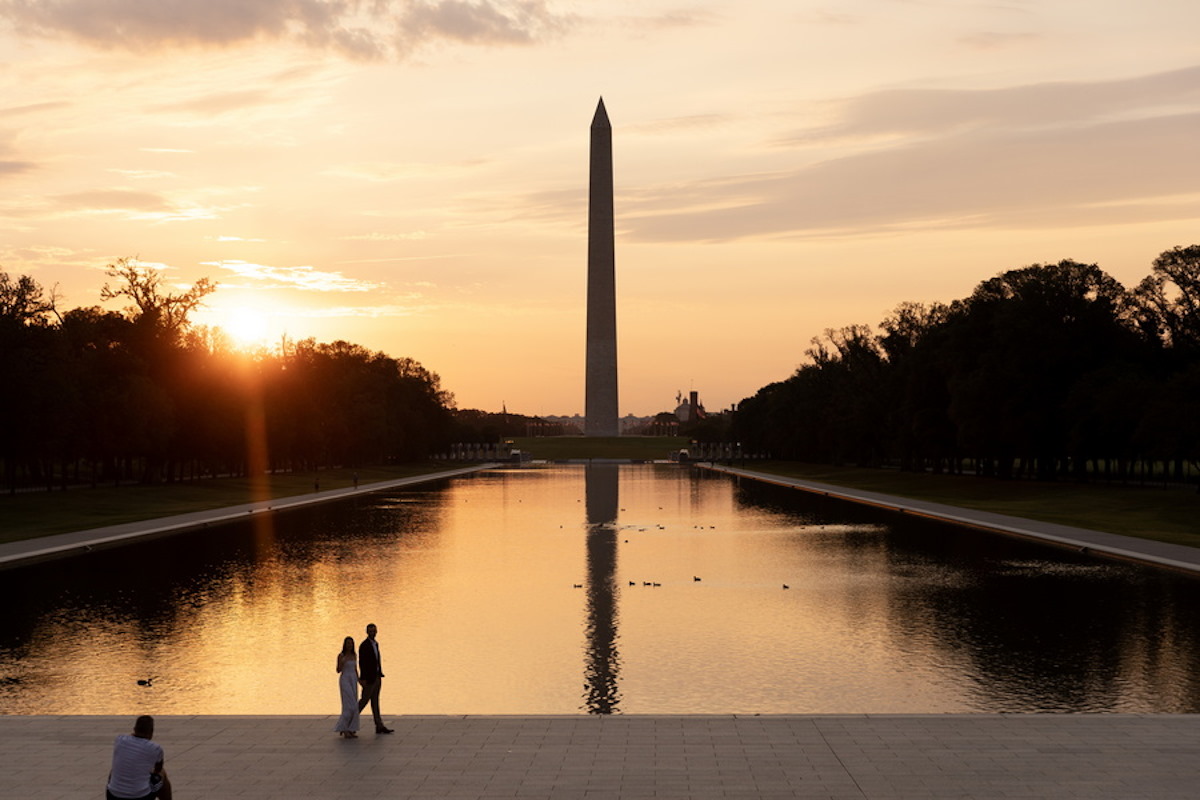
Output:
[357, 623, 394, 734]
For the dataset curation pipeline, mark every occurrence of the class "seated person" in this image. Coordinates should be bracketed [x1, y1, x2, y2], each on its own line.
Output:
[106, 715, 172, 800]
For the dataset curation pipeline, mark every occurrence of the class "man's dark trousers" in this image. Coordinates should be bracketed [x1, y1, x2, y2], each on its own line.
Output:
[357, 636, 384, 731]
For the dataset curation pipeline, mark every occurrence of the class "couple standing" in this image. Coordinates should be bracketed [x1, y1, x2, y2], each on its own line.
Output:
[334, 623, 395, 738]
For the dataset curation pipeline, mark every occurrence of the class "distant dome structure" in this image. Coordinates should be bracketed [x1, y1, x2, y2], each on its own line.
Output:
[674, 390, 705, 424]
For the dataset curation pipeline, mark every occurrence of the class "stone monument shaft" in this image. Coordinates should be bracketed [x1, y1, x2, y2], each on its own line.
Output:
[585, 98, 619, 437]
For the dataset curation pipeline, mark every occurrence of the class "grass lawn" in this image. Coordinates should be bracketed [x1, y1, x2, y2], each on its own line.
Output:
[0, 464, 448, 544]
[743, 461, 1200, 549]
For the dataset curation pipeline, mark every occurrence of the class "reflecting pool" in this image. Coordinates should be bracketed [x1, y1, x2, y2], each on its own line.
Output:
[2, 464, 1198, 714]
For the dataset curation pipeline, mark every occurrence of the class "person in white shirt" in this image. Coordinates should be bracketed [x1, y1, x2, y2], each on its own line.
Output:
[106, 715, 172, 800]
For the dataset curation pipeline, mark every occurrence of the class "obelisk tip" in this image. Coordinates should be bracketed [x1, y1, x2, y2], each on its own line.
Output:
[591, 97, 610, 129]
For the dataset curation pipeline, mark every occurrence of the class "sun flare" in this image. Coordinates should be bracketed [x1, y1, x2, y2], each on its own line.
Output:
[218, 306, 274, 350]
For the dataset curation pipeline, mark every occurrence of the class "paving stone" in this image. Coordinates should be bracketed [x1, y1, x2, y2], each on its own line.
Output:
[8, 714, 1197, 799]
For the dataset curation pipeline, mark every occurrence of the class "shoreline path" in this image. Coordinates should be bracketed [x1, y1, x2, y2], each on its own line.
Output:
[704, 464, 1200, 575]
[4, 463, 1198, 797]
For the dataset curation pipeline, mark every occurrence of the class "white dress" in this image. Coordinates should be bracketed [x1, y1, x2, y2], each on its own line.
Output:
[334, 656, 361, 733]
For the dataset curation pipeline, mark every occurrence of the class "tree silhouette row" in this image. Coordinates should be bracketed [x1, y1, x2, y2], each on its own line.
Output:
[0, 259, 453, 490]
[733, 246, 1200, 483]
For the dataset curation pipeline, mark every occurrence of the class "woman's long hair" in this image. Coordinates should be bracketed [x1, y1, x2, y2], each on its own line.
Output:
[341, 636, 355, 655]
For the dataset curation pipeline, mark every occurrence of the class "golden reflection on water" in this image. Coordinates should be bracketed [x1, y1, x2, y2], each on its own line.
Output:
[2, 464, 1199, 714]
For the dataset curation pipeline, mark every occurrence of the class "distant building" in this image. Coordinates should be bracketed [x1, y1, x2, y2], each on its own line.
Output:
[674, 390, 706, 424]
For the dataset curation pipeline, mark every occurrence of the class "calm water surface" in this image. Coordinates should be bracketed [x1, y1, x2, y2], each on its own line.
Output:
[2, 464, 1198, 714]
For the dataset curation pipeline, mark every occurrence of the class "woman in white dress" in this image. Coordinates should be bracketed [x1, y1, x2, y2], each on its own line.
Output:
[334, 636, 361, 738]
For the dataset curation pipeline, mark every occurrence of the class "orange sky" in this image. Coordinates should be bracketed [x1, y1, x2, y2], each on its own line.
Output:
[1, 1, 1197, 415]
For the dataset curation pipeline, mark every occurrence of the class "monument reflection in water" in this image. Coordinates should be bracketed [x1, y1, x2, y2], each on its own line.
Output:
[583, 463, 620, 713]
[1, 464, 1199, 715]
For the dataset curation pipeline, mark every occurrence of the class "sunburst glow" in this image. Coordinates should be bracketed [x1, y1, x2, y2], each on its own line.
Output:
[212, 305, 275, 351]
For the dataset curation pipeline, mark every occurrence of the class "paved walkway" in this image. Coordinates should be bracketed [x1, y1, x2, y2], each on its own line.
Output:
[705, 465, 1200, 575]
[5, 714, 1198, 799]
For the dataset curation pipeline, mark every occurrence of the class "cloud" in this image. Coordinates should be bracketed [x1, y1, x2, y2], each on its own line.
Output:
[0, 137, 38, 177]
[811, 10, 858, 26]
[56, 189, 171, 212]
[51, 189, 224, 221]
[958, 31, 1039, 51]
[613, 67, 1200, 241]
[0, 0, 347, 48]
[630, 113, 731, 135]
[0, 159, 36, 176]
[294, 302, 430, 318]
[339, 231, 430, 241]
[206, 259, 380, 292]
[1, 100, 70, 116]
[399, 0, 569, 47]
[789, 65, 1200, 143]
[616, 8, 718, 32]
[0, 244, 88, 274]
[476, 184, 583, 227]
[108, 168, 178, 180]
[0, 0, 574, 59]
[148, 89, 275, 116]
[324, 159, 486, 182]
[625, 112, 1200, 241]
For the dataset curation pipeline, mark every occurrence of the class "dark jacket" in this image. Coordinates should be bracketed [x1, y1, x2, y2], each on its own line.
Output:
[359, 637, 383, 681]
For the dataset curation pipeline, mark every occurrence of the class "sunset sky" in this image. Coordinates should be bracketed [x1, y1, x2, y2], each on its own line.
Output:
[2, 1, 1197, 416]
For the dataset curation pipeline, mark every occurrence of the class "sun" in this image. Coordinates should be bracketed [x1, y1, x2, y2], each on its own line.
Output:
[219, 306, 273, 350]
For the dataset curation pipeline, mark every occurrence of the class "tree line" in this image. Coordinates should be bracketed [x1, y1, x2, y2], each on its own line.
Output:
[1, 259, 454, 491]
[732, 246, 1200, 484]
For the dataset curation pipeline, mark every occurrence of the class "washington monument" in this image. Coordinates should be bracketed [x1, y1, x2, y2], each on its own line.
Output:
[585, 97, 619, 437]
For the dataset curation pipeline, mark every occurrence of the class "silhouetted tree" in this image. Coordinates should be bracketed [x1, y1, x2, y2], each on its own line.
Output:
[878, 302, 956, 472]
[734, 249, 1197, 486]
[0, 271, 58, 325]
[940, 260, 1137, 479]
[1131, 245, 1200, 355]
[0, 271, 61, 489]
[100, 257, 216, 343]
[0, 260, 455, 490]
